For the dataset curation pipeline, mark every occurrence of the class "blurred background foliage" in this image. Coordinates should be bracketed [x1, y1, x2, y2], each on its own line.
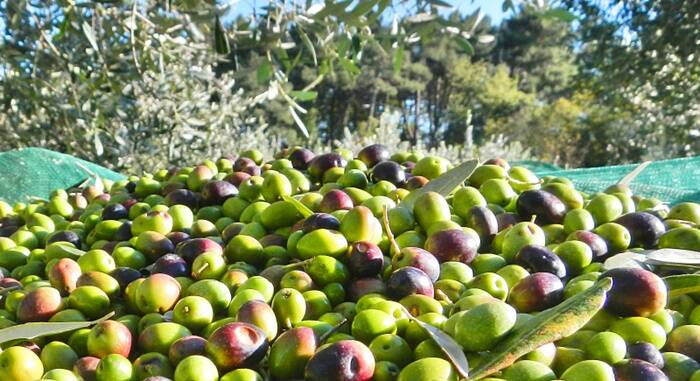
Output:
[1, 0, 698, 172]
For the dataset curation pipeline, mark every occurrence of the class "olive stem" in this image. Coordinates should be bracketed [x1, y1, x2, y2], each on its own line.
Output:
[382, 205, 401, 255]
[283, 260, 310, 270]
[194, 262, 209, 276]
[319, 318, 348, 343]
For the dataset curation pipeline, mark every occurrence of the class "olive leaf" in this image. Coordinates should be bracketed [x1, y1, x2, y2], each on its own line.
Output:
[400, 159, 479, 211]
[281, 195, 314, 218]
[602, 251, 650, 271]
[604, 249, 700, 273]
[469, 277, 612, 380]
[0, 285, 21, 303]
[617, 160, 651, 187]
[642, 248, 700, 272]
[214, 15, 230, 55]
[0, 311, 115, 345]
[0, 285, 21, 295]
[645, 248, 700, 267]
[665, 274, 700, 299]
[398, 306, 469, 379]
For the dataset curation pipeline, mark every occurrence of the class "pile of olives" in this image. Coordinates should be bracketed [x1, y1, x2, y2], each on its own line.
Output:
[0, 144, 699, 381]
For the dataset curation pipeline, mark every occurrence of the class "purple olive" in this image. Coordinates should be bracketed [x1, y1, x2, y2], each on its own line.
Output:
[514, 244, 567, 278]
[347, 241, 384, 278]
[386, 267, 434, 300]
[152, 254, 190, 278]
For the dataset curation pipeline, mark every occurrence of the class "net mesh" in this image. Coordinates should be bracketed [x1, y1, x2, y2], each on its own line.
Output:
[519, 156, 700, 204]
[0, 148, 125, 204]
[0, 148, 698, 205]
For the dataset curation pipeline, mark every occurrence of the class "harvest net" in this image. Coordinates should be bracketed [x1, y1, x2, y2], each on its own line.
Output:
[522, 156, 700, 204]
[0, 148, 698, 205]
[0, 148, 125, 204]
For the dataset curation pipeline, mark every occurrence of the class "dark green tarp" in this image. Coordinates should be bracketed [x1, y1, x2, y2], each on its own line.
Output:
[0, 148, 698, 205]
[0, 148, 125, 204]
[518, 156, 700, 204]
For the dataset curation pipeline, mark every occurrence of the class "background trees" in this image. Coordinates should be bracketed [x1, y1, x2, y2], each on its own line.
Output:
[1, 0, 698, 171]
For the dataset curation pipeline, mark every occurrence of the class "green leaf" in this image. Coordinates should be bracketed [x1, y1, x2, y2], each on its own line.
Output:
[400, 159, 478, 211]
[502, 0, 515, 12]
[351, 35, 362, 58]
[257, 61, 272, 84]
[339, 58, 361, 75]
[56, 12, 71, 40]
[665, 274, 700, 299]
[214, 15, 230, 55]
[289, 91, 318, 102]
[282, 196, 314, 218]
[313, 0, 353, 19]
[455, 36, 474, 55]
[81, 21, 100, 54]
[470, 278, 612, 380]
[0, 312, 115, 345]
[299, 29, 317, 67]
[393, 44, 405, 75]
[428, 0, 452, 8]
[541, 8, 578, 22]
[400, 306, 468, 379]
[347, 0, 377, 19]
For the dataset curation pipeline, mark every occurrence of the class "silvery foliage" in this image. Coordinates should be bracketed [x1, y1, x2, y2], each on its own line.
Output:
[0, 2, 271, 172]
[0, 0, 528, 173]
[320, 109, 532, 163]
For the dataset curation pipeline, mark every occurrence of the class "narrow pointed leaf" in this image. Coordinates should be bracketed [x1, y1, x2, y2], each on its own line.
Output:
[541, 8, 577, 22]
[646, 248, 700, 266]
[0, 286, 21, 302]
[339, 58, 360, 75]
[405, 13, 437, 24]
[288, 106, 310, 139]
[617, 161, 651, 186]
[93, 131, 104, 156]
[428, 0, 452, 8]
[313, 0, 352, 19]
[289, 90, 318, 101]
[602, 252, 649, 270]
[400, 159, 478, 211]
[282, 195, 314, 218]
[347, 0, 377, 19]
[665, 274, 700, 299]
[214, 15, 230, 55]
[393, 44, 405, 75]
[81, 21, 100, 54]
[399, 306, 468, 379]
[469, 278, 612, 380]
[299, 29, 317, 66]
[455, 36, 474, 55]
[0, 312, 115, 345]
[257, 61, 272, 84]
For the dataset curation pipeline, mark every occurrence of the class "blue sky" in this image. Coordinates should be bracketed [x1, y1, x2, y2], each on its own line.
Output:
[449, 1, 510, 24]
[228, 1, 511, 24]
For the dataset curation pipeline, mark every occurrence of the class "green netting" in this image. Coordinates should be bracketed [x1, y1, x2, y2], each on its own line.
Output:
[528, 156, 700, 204]
[0, 148, 126, 204]
[512, 160, 562, 173]
[0, 148, 698, 206]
